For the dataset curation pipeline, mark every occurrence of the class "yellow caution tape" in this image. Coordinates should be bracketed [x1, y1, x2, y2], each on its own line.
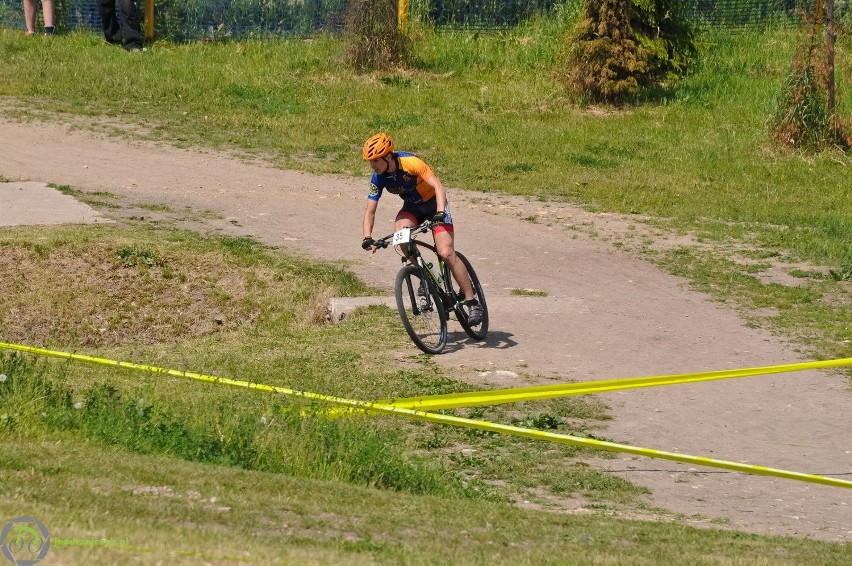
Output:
[0, 342, 332, 402]
[1, 341, 850, 489]
[370, 357, 852, 412]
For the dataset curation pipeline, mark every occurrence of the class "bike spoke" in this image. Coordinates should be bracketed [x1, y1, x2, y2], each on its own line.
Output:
[395, 266, 447, 354]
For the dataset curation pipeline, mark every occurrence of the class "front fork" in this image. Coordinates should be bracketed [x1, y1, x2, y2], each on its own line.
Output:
[401, 245, 458, 312]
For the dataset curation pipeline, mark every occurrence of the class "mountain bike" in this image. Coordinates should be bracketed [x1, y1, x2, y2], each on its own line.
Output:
[374, 221, 488, 354]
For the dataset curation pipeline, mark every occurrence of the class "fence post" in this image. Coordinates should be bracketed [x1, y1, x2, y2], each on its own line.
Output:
[826, 0, 835, 116]
[398, 0, 409, 32]
[145, 0, 154, 38]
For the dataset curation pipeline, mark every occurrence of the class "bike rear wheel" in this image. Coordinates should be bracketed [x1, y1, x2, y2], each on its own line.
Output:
[395, 264, 448, 354]
[452, 252, 489, 340]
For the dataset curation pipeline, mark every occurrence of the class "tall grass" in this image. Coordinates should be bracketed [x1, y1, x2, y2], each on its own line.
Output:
[0, 351, 484, 497]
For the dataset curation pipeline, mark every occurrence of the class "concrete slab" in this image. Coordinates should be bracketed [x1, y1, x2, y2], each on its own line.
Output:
[1, 182, 110, 227]
[327, 296, 395, 321]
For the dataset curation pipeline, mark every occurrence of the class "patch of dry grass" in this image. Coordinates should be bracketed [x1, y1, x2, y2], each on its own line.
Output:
[0, 225, 364, 348]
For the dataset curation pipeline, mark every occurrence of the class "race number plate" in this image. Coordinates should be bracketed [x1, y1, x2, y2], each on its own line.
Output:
[392, 228, 411, 246]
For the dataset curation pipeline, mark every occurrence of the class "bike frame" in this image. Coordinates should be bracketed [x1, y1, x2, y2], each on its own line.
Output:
[404, 239, 458, 311]
[382, 222, 459, 309]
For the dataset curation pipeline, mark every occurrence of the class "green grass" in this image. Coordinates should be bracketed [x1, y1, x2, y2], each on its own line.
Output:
[0, 223, 687, 563]
[2, 15, 852, 562]
[656, 243, 852, 360]
[0, 224, 370, 348]
[0, 351, 479, 498]
[4, 435, 852, 565]
[510, 288, 548, 297]
[2, 24, 849, 219]
[1, 23, 848, 270]
[1, 222, 847, 562]
[0, 220, 623, 501]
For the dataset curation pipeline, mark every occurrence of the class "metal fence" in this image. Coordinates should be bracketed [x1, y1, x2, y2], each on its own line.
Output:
[0, 0, 844, 40]
[423, 0, 558, 28]
[0, 0, 347, 39]
[153, 0, 348, 40]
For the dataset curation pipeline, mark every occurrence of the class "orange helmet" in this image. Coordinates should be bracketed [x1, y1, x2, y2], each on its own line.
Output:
[363, 133, 394, 160]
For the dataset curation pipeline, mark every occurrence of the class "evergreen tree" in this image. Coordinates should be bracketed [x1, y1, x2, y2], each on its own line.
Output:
[561, 0, 697, 104]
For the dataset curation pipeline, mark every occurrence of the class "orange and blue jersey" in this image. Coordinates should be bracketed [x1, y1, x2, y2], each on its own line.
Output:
[367, 152, 436, 205]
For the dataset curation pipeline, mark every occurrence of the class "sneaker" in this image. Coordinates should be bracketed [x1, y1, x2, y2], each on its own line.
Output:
[466, 301, 483, 326]
[417, 281, 429, 298]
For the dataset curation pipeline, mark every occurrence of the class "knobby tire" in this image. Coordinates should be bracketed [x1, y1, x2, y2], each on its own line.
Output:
[453, 252, 489, 340]
[395, 264, 448, 354]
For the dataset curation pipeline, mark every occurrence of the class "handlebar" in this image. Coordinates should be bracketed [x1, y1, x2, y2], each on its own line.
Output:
[372, 220, 434, 249]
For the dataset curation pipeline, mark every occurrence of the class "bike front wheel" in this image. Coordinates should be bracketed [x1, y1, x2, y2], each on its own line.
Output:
[395, 264, 448, 354]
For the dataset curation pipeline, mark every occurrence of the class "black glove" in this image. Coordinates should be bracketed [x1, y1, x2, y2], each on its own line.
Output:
[431, 211, 446, 225]
[362, 237, 376, 250]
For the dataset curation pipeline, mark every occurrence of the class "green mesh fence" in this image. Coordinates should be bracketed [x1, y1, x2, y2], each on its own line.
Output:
[0, 0, 347, 39]
[0, 0, 846, 39]
[685, 0, 804, 26]
[0, 0, 102, 34]
[154, 0, 348, 40]
[420, 0, 558, 27]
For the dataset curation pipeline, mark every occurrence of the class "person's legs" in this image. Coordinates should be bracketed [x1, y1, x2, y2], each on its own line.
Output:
[41, 0, 54, 34]
[117, 0, 143, 50]
[435, 227, 482, 323]
[432, 229, 474, 301]
[394, 209, 418, 232]
[97, 0, 121, 44]
[23, 0, 36, 34]
[423, 201, 475, 302]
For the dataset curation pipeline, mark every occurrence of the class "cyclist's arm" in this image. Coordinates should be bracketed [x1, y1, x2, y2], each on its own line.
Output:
[424, 175, 447, 211]
[363, 198, 378, 238]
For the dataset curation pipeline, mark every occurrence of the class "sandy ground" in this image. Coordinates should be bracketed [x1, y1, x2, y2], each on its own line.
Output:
[2, 117, 851, 542]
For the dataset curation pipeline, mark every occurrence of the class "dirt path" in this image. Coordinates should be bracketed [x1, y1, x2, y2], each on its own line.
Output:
[3, 117, 851, 542]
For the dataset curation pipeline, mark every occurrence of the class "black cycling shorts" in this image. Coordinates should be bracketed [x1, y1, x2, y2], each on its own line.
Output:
[395, 199, 454, 233]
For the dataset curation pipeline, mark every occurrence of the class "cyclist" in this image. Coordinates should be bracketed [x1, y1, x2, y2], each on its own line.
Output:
[360, 132, 483, 326]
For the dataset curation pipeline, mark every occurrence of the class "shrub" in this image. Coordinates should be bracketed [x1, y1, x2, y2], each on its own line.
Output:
[769, 15, 851, 151]
[559, 0, 697, 104]
[631, 0, 697, 83]
[342, 0, 410, 72]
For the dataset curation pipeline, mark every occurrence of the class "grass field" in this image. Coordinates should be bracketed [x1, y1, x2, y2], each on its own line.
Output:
[1, 12, 852, 564]
[0, 18, 849, 364]
[1, 224, 850, 564]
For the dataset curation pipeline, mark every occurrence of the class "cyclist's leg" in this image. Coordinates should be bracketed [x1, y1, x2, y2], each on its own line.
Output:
[394, 211, 417, 231]
[395, 204, 421, 262]
[433, 229, 475, 300]
[431, 203, 475, 301]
